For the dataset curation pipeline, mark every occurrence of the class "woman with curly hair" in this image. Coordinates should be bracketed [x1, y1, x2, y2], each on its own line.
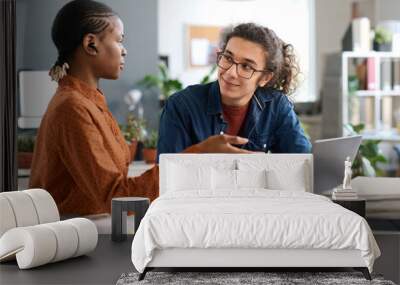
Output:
[158, 23, 311, 157]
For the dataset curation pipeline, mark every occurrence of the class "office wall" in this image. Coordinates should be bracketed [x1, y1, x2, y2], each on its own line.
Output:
[375, 0, 400, 22]
[315, 0, 376, 98]
[158, 0, 315, 102]
[315, 0, 350, 99]
[16, 0, 159, 127]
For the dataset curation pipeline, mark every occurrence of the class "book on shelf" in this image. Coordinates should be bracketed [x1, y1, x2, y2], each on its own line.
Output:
[393, 59, 400, 91]
[333, 189, 358, 194]
[332, 187, 358, 200]
[367, 57, 376, 90]
[381, 58, 392, 91]
[355, 58, 367, 90]
[333, 184, 358, 194]
[382, 97, 393, 130]
[333, 192, 358, 197]
[332, 196, 359, 201]
[359, 97, 374, 130]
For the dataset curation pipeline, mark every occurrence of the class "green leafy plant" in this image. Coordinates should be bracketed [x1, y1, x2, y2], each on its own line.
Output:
[344, 123, 388, 177]
[199, 65, 217, 84]
[374, 27, 392, 45]
[139, 63, 183, 100]
[143, 130, 158, 149]
[17, 135, 36, 152]
[119, 115, 145, 142]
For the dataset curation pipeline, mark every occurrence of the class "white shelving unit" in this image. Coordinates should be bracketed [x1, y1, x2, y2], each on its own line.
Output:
[342, 51, 400, 140]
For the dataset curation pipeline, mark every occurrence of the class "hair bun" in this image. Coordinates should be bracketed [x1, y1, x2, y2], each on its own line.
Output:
[49, 62, 69, 82]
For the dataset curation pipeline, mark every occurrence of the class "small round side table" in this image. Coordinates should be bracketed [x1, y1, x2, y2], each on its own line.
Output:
[111, 197, 149, 242]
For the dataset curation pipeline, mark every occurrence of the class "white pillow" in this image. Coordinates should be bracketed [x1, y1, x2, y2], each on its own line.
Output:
[266, 161, 307, 191]
[212, 168, 237, 190]
[237, 169, 267, 189]
[211, 168, 268, 190]
[167, 162, 212, 191]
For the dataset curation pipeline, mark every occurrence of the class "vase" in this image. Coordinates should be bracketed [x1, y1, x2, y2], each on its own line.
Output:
[373, 41, 391, 52]
[142, 148, 157, 164]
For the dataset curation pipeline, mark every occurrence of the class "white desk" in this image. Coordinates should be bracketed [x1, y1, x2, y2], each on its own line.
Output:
[17, 161, 154, 190]
[127, 161, 154, 177]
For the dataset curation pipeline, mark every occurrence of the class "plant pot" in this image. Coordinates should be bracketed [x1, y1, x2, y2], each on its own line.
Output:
[142, 148, 157, 164]
[18, 152, 33, 169]
[129, 140, 138, 162]
[373, 41, 391, 51]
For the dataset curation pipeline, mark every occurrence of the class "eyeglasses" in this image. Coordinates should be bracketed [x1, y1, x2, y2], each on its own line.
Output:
[216, 52, 269, 79]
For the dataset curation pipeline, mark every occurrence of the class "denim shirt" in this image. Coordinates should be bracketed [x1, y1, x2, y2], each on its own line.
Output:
[157, 81, 311, 161]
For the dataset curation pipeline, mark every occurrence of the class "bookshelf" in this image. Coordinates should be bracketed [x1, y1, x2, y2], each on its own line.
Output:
[342, 51, 400, 140]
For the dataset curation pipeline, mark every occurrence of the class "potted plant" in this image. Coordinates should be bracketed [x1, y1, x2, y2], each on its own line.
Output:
[119, 115, 145, 161]
[373, 27, 392, 51]
[344, 123, 388, 177]
[142, 130, 158, 164]
[17, 135, 36, 169]
[138, 63, 183, 108]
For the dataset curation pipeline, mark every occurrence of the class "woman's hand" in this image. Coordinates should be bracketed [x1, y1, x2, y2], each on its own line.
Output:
[183, 134, 252, 154]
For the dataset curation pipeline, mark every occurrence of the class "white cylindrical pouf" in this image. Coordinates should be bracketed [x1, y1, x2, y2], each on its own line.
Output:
[0, 192, 39, 227]
[0, 219, 98, 268]
[0, 226, 57, 269]
[67, 218, 98, 257]
[42, 221, 79, 262]
[0, 196, 17, 237]
[24, 189, 60, 224]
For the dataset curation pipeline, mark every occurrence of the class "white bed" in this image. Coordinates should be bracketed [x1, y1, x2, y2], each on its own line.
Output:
[131, 154, 380, 280]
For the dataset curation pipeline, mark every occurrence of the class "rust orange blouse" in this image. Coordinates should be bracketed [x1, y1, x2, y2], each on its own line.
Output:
[29, 75, 159, 215]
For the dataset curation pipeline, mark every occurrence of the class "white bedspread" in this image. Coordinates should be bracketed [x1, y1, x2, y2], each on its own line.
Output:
[131, 190, 380, 273]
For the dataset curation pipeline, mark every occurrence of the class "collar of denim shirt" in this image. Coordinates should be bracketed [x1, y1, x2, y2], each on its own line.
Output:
[206, 81, 275, 116]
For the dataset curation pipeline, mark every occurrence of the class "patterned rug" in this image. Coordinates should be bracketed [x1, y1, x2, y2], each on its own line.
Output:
[116, 271, 396, 285]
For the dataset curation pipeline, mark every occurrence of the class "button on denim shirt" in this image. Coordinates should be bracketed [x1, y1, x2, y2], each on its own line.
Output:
[157, 81, 311, 161]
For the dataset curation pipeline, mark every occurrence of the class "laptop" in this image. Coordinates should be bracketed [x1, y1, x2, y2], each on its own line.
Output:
[312, 135, 362, 194]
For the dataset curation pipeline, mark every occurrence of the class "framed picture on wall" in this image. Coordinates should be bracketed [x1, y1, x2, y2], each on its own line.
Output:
[187, 25, 221, 68]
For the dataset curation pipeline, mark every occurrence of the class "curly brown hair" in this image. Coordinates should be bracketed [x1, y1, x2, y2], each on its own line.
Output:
[220, 23, 300, 95]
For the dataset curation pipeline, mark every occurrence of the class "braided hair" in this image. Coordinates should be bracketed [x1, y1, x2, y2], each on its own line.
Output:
[220, 23, 300, 96]
[49, 0, 117, 81]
